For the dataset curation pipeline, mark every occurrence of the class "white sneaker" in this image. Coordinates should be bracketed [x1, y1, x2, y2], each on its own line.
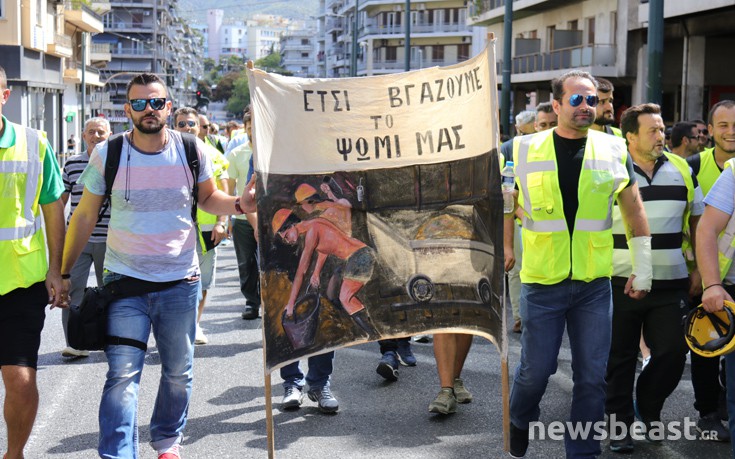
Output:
[282, 386, 304, 410]
[195, 324, 209, 345]
[61, 347, 90, 358]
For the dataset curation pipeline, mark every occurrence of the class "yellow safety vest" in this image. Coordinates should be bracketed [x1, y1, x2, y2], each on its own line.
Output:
[0, 123, 48, 295]
[715, 159, 735, 279]
[695, 148, 722, 196]
[514, 129, 630, 284]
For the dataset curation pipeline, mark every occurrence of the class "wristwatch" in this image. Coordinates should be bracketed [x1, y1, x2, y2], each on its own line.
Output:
[217, 221, 227, 229]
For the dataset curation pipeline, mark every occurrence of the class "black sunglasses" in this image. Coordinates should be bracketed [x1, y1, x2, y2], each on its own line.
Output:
[177, 120, 197, 128]
[129, 98, 167, 112]
[568, 94, 599, 108]
[201, 124, 210, 129]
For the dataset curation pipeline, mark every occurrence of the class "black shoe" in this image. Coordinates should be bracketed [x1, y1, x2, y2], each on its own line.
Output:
[609, 431, 634, 454]
[698, 412, 731, 442]
[376, 351, 399, 381]
[242, 304, 259, 320]
[509, 423, 529, 458]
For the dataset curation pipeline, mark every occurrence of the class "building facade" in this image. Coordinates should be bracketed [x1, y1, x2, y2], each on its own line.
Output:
[280, 28, 318, 78]
[470, 0, 735, 123]
[0, 0, 110, 154]
[317, 0, 483, 78]
[93, 0, 203, 132]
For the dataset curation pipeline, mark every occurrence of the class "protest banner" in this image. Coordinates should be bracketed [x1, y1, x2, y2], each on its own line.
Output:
[247, 40, 506, 455]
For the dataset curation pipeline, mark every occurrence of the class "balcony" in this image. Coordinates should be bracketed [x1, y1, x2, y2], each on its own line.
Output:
[63, 62, 102, 86]
[104, 20, 155, 32]
[469, 0, 581, 26]
[90, 1, 112, 14]
[90, 92, 114, 110]
[90, 43, 112, 62]
[47, 33, 73, 58]
[361, 21, 470, 37]
[360, 57, 461, 73]
[511, 44, 616, 76]
[112, 47, 155, 58]
[64, 0, 104, 33]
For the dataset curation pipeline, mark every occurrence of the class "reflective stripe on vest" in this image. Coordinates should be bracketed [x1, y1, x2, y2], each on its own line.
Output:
[514, 129, 629, 284]
[0, 127, 42, 240]
[0, 123, 47, 295]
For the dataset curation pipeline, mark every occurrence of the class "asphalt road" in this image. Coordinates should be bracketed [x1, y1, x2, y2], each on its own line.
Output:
[0, 243, 732, 458]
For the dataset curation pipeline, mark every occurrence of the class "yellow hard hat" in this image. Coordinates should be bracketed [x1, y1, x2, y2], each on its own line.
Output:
[685, 301, 735, 357]
[271, 208, 293, 234]
[294, 183, 317, 203]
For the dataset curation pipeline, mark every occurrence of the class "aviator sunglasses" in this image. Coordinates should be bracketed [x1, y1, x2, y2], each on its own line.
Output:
[129, 97, 167, 112]
[177, 120, 197, 128]
[568, 94, 599, 108]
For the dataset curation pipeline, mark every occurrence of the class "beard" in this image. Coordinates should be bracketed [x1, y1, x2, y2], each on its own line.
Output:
[594, 112, 614, 126]
[133, 115, 165, 134]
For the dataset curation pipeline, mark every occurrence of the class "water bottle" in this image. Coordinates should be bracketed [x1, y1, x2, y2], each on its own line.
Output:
[501, 161, 515, 214]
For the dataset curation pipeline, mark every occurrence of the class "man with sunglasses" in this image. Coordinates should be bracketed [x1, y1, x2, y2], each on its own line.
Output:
[691, 119, 711, 152]
[174, 107, 230, 346]
[197, 114, 226, 154]
[508, 70, 652, 458]
[590, 77, 623, 138]
[61, 73, 256, 459]
[670, 122, 701, 159]
[0, 65, 66, 459]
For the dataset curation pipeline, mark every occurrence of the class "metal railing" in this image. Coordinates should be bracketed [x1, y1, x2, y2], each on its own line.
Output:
[512, 44, 616, 74]
[64, 0, 104, 21]
[361, 21, 469, 36]
[90, 42, 110, 54]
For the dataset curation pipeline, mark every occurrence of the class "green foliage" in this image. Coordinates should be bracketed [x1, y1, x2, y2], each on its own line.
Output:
[226, 75, 250, 116]
[203, 58, 216, 72]
[212, 72, 239, 101]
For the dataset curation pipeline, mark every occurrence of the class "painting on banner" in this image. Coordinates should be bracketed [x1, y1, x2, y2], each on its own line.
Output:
[248, 45, 505, 372]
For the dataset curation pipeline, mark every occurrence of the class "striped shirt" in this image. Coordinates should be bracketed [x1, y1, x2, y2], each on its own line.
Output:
[611, 154, 704, 289]
[63, 151, 110, 243]
[79, 130, 213, 282]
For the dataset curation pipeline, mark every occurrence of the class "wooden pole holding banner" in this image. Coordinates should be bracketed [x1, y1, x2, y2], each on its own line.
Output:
[486, 31, 511, 452]
[247, 58, 275, 459]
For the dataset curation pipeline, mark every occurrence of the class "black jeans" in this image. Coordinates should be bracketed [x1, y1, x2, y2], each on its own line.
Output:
[605, 287, 689, 424]
[232, 218, 260, 306]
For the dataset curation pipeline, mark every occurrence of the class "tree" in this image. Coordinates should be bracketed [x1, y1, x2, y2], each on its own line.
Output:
[254, 52, 290, 75]
[226, 74, 250, 116]
[212, 71, 240, 101]
[203, 58, 216, 72]
[196, 80, 212, 100]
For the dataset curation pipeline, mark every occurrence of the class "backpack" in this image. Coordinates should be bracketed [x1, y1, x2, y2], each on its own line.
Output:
[98, 132, 200, 223]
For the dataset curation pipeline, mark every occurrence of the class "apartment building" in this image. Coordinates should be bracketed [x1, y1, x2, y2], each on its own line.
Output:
[92, 0, 203, 132]
[0, 0, 110, 153]
[317, 0, 483, 78]
[280, 28, 318, 78]
[470, 0, 735, 123]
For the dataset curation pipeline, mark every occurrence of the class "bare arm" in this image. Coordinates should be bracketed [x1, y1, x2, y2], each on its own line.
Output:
[697, 206, 733, 312]
[310, 251, 329, 288]
[504, 215, 515, 272]
[617, 183, 650, 240]
[41, 198, 66, 308]
[61, 191, 70, 208]
[61, 189, 105, 292]
[198, 175, 256, 215]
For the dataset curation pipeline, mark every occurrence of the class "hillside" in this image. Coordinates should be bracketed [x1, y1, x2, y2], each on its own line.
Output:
[177, 0, 320, 21]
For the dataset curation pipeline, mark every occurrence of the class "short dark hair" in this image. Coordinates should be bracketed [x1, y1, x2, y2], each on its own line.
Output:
[708, 101, 735, 126]
[620, 103, 661, 138]
[670, 122, 697, 148]
[174, 107, 198, 120]
[536, 102, 554, 114]
[595, 77, 614, 94]
[0, 65, 6, 90]
[551, 70, 598, 101]
[126, 73, 167, 100]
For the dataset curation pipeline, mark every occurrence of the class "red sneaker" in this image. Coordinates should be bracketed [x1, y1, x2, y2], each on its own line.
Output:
[157, 444, 181, 459]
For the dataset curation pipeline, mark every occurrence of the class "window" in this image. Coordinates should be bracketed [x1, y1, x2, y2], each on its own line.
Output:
[386, 46, 397, 61]
[432, 45, 444, 61]
[301, 38, 309, 45]
[458, 44, 470, 61]
[586, 17, 595, 45]
[0, 0, 5, 19]
[611, 11, 617, 45]
[567, 20, 578, 30]
[546, 25, 556, 50]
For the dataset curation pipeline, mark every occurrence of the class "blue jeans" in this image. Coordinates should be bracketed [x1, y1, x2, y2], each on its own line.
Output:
[726, 352, 735, 457]
[280, 351, 335, 390]
[510, 278, 612, 459]
[98, 278, 199, 459]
